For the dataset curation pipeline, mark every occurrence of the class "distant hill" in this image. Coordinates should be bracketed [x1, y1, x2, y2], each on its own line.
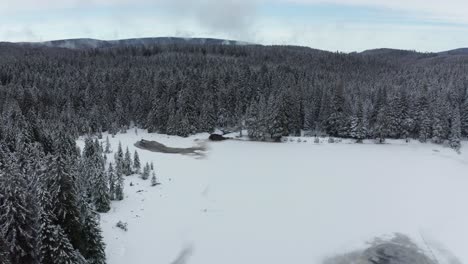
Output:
[4, 37, 468, 58]
[438, 48, 468, 56]
[360, 48, 419, 56]
[15, 37, 253, 49]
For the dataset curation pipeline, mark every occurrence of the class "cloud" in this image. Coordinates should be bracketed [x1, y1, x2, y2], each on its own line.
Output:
[164, 0, 259, 40]
[1, 0, 467, 51]
[279, 0, 468, 23]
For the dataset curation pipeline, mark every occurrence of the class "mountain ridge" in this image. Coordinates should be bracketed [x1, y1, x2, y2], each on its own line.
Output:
[3, 37, 467, 56]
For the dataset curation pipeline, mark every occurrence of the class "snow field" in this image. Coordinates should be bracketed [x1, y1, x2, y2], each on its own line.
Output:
[78, 129, 468, 264]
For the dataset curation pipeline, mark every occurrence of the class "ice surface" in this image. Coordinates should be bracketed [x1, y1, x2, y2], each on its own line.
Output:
[77, 130, 468, 264]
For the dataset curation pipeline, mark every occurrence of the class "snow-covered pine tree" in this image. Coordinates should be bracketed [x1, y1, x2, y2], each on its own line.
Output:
[43, 152, 84, 257]
[374, 106, 388, 143]
[151, 171, 158, 186]
[350, 100, 367, 143]
[108, 163, 116, 200]
[39, 208, 77, 264]
[104, 136, 111, 153]
[461, 96, 468, 137]
[80, 202, 106, 264]
[267, 93, 289, 142]
[123, 147, 133, 176]
[325, 82, 347, 137]
[142, 163, 150, 180]
[82, 137, 110, 212]
[114, 162, 124, 201]
[0, 153, 39, 264]
[93, 167, 110, 213]
[418, 109, 432, 142]
[115, 142, 123, 164]
[133, 150, 141, 174]
[449, 106, 462, 151]
[246, 96, 268, 141]
[432, 115, 444, 144]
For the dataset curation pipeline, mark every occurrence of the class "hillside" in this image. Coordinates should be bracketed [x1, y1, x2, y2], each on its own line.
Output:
[12, 37, 252, 49]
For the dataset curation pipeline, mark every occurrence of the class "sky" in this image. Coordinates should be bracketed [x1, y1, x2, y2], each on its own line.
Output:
[1, 0, 468, 52]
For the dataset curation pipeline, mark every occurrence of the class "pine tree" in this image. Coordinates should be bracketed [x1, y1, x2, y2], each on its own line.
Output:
[142, 163, 150, 180]
[104, 136, 111, 153]
[123, 147, 132, 176]
[374, 106, 389, 143]
[151, 171, 158, 186]
[432, 115, 444, 144]
[80, 203, 106, 264]
[267, 94, 289, 142]
[461, 97, 468, 137]
[114, 161, 124, 201]
[418, 109, 432, 143]
[0, 155, 39, 264]
[350, 100, 367, 143]
[326, 82, 347, 137]
[449, 106, 462, 151]
[39, 209, 77, 264]
[93, 167, 110, 213]
[43, 153, 84, 256]
[246, 96, 268, 141]
[133, 150, 141, 174]
[108, 163, 116, 201]
[115, 142, 123, 164]
[82, 138, 110, 213]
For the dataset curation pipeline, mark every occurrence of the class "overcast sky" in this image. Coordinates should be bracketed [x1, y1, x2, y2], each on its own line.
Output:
[1, 0, 467, 52]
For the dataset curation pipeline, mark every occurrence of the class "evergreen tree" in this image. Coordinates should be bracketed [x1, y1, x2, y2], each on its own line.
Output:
[133, 150, 141, 174]
[114, 162, 124, 201]
[46, 135, 86, 256]
[449, 107, 462, 151]
[151, 171, 158, 186]
[93, 167, 110, 213]
[142, 163, 150, 180]
[374, 107, 388, 143]
[108, 163, 116, 201]
[39, 209, 77, 264]
[82, 137, 110, 213]
[115, 142, 123, 164]
[350, 101, 367, 143]
[104, 136, 111, 154]
[80, 203, 106, 264]
[267, 93, 289, 142]
[123, 147, 132, 176]
[0, 154, 39, 264]
[325, 82, 347, 137]
[461, 97, 468, 137]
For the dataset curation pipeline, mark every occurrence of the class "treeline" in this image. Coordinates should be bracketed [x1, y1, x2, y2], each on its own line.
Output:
[1, 44, 467, 146]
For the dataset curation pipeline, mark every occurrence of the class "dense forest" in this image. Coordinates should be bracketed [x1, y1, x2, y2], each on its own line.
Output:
[1, 42, 468, 263]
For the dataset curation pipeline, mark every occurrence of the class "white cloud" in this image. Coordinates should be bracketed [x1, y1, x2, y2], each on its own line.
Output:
[279, 0, 468, 23]
[1, 0, 467, 51]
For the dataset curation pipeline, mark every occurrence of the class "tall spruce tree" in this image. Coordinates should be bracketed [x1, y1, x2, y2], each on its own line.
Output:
[133, 150, 141, 174]
[0, 153, 39, 264]
[449, 106, 462, 151]
[123, 147, 133, 176]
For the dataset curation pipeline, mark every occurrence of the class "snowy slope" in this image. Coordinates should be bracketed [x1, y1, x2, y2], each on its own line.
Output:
[78, 130, 468, 264]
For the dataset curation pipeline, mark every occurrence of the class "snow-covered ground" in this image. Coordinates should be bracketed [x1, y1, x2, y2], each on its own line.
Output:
[78, 129, 468, 264]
